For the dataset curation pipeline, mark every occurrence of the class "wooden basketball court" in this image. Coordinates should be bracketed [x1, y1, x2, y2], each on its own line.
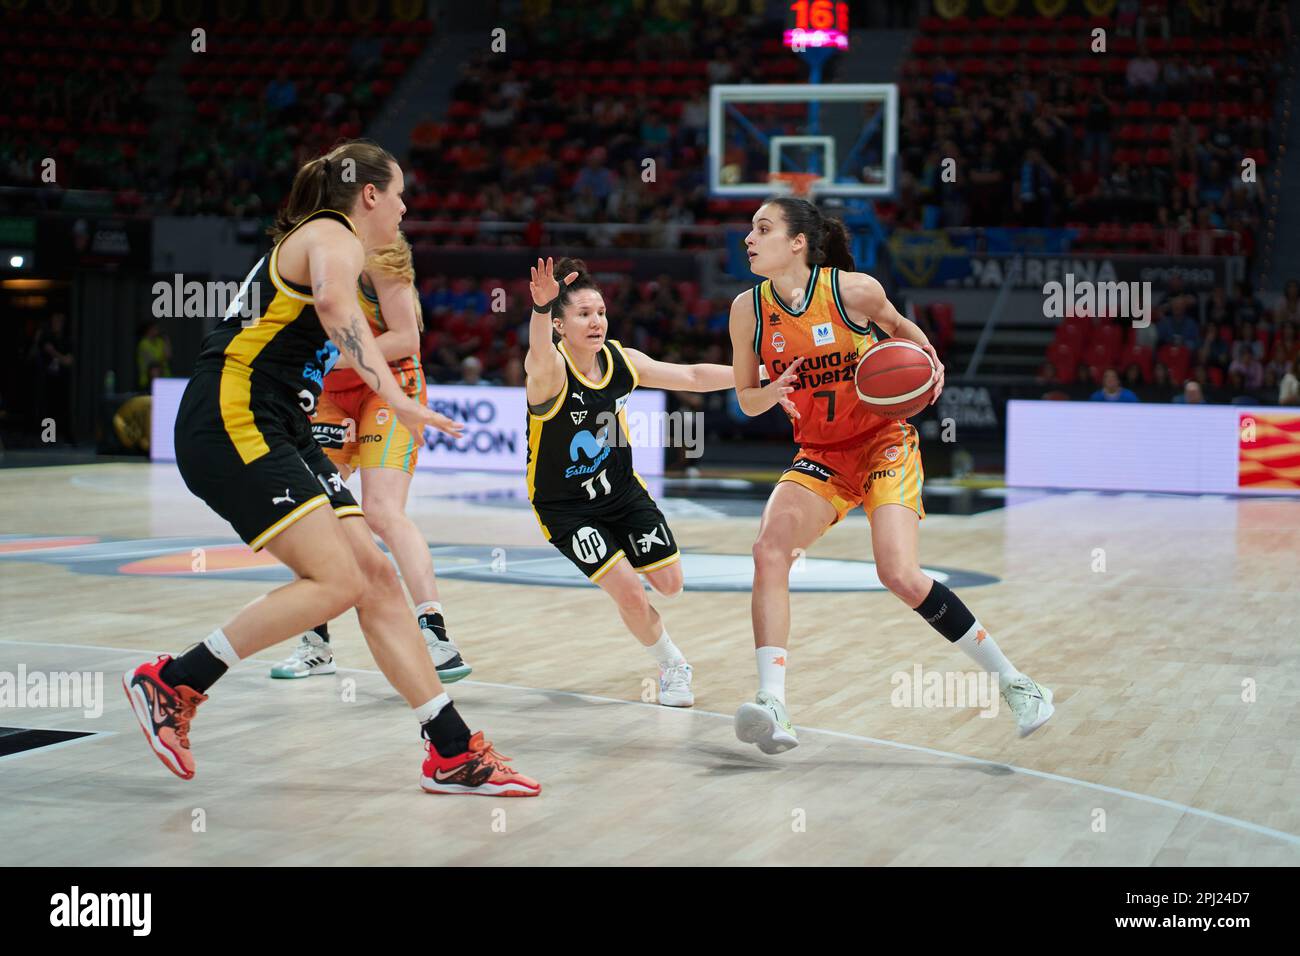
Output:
[1, 463, 1297, 865]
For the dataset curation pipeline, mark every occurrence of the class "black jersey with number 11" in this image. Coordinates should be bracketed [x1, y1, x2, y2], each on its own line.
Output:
[526, 340, 641, 508]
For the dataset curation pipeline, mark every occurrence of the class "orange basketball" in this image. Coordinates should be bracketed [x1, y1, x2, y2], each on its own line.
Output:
[854, 340, 937, 420]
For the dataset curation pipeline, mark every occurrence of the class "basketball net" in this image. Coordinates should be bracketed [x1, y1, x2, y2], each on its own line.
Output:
[769, 172, 822, 198]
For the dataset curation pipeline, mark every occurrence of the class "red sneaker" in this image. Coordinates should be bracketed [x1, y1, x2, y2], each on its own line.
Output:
[122, 656, 208, 780]
[421, 732, 541, 797]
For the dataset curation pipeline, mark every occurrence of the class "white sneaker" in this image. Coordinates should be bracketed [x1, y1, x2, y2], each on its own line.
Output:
[735, 690, 799, 754]
[658, 660, 694, 707]
[422, 628, 472, 683]
[1001, 674, 1055, 737]
[269, 632, 336, 679]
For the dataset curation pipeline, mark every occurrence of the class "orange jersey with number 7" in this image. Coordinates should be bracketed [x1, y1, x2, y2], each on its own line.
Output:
[752, 264, 890, 448]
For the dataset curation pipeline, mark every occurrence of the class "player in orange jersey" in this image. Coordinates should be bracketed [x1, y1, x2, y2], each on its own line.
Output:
[727, 196, 1054, 753]
[269, 233, 471, 684]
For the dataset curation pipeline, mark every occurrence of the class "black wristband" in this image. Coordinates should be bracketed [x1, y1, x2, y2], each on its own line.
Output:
[532, 301, 553, 314]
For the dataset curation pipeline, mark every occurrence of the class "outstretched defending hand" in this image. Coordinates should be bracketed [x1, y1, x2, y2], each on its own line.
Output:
[529, 257, 580, 308]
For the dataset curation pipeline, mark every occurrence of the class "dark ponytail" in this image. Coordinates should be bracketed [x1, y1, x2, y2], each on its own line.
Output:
[765, 196, 856, 272]
[551, 257, 602, 342]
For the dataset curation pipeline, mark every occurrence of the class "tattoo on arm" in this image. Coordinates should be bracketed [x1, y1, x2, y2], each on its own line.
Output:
[337, 313, 379, 388]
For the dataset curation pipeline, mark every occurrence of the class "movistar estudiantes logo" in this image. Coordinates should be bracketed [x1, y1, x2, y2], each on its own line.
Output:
[565, 427, 610, 478]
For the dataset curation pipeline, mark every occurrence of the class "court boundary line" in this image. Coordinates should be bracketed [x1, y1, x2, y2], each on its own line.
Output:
[3, 639, 1298, 851]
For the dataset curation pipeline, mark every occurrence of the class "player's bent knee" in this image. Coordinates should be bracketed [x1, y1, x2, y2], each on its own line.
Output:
[753, 535, 796, 572]
[878, 564, 926, 604]
[648, 565, 683, 596]
[362, 506, 402, 541]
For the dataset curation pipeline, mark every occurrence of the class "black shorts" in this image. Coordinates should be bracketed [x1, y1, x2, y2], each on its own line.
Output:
[533, 485, 680, 582]
[174, 370, 361, 551]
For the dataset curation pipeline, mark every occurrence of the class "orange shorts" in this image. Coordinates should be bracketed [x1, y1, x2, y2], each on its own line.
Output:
[310, 366, 425, 475]
[779, 421, 926, 525]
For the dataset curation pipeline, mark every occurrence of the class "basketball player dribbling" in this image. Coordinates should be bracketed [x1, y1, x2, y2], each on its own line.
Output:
[269, 232, 472, 684]
[728, 197, 1054, 753]
[123, 140, 539, 796]
[525, 258, 734, 705]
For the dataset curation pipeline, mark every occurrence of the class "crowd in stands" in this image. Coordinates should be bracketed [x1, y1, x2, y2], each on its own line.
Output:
[1040, 277, 1300, 405]
[403, 4, 794, 248]
[1, 16, 167, 195]
[415, 272, 734, 385]
[893, 0, 1288, 268]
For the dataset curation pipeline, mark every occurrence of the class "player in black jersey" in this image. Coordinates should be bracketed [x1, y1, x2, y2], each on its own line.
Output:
[123, 140, 539, 796]
[525, 257, 733, 707]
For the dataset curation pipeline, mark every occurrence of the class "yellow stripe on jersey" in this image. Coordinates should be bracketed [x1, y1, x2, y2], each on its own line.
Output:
[559, 341, 614, 389]
[267, 208, 357, 302]
[610, 340, 640, 389]
[219, 291, 305, 463]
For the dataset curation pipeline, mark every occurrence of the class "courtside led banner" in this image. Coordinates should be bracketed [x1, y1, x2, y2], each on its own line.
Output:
[153, 379, 666, 476]
[1006, 401, 1300, 495]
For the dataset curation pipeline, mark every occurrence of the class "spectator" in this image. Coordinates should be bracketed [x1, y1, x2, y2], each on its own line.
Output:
[501, 356, 525, 387]
[136, 321, 172, 389]
[1197, 322, 1231, 368]
[264, 68, 297, 113]
[1279, 360, 1300, 406]
[1090, 368, 1139, 402]
[1173, 381, 1205, 404]
[456, 355, 489, 386]
[1274, 279, 1300, 326]
[573, 149, 616, 202]
[1126, 42, 1161, 97]
[1228, 341, 1264, 390]
[1081, 84, 1114, 174]
[34, 312, 75, 442]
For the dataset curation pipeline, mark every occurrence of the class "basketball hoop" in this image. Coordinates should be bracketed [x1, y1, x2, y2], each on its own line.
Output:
[769, 172, 822, 198]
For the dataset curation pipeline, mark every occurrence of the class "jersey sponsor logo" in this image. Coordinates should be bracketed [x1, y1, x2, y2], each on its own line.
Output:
[301, 343, 340, 388]
[768, 311, 782, 326]
[360, 433, 382, 443]
[375, 408, 390, 426]
[614, 394, 629, 414]
[771, 331, 786, 353]
[865, 468, 897, 488]
[768, 349, 860, 392]
[571, 391, 585, 405]
[318, 472, 344, 494]
[884, 445, 901, 462]
[297, 389, 316, 414]
[272, 489, 296, 506]
[789, 458, 833, 481]
[571, 526, 608, 565]
[811, 322, 835, 347]
[570, 410, 588, 425]
[565, 428, 611, 478]
[630, 524, 669, 556]
[312, 423, 347, 448]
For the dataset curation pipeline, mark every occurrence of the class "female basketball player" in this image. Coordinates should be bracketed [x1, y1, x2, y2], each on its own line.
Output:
[728, 197, 1054, 753]
[526, 257, 734, 706]
[123, 140, 538, 796]
[269, 233, 471, 684]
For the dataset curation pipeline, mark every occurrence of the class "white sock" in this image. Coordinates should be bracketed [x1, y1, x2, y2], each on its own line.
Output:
[415, 601, 443, 618]
[647, 629, 685, 666]
[413, 692, 450, 724]
[203, 628, 241, 668]
[756, 646, 788, 702]
[953, 622, 1021, 686]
